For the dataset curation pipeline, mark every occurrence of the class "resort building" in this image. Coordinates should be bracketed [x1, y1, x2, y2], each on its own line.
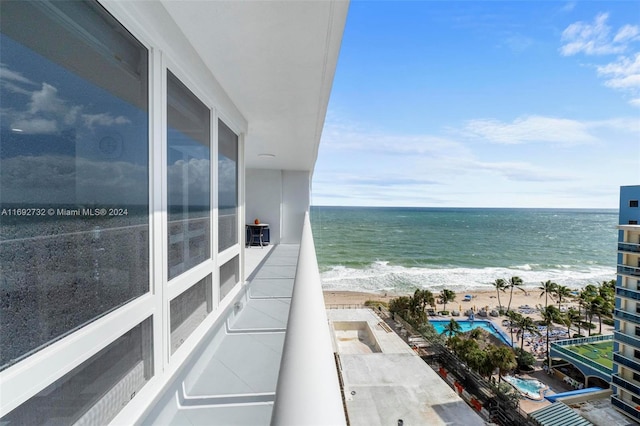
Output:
[612, 185, 640, 422]
[0, 1, 351, 424]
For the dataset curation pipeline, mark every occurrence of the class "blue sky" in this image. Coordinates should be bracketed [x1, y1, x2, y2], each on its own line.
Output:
[312, 1, 640, 208]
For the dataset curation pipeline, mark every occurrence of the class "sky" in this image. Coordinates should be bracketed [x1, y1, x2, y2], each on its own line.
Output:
[312, 1, 640, 208]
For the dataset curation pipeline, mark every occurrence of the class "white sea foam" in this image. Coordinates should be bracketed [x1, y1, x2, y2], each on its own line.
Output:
[320, 262, 616, 294]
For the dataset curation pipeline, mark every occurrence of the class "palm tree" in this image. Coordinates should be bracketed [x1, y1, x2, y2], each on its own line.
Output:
[539, 305, 561, 369]
[506, 276, 524, 314]
[439, 289, 456, 313]
[539, 280, 557, 312]
[505, 310, 522, 347]
[591, 296, 614, 334]
[442, 318, 461, 339]
[493, 278, 507, 313]
[413, 288, 435, 319]
[555, 285, 572, 312]
[565, 307, 581, 337]
[580, 285, 598, 335]
[466, 347, 488, 376]
[469, 327, 484, 340]
[517, 315, 539, 349]
[490, 346, 517, 382]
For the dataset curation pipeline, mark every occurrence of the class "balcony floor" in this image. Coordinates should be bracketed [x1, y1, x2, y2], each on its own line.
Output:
[140, 244, 299, 425]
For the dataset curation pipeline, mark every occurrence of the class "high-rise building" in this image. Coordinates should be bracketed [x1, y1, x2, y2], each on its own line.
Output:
[611, 185, 640, 422]
[0, 1, 349, 424]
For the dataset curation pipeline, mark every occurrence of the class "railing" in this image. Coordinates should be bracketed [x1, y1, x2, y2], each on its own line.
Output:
[612, 374, 640, 396]
[611, 395, 640, 420]
[617, 287, 640, 301]
[552, 334, 613, 347]
[271, 212, 346, 426]
[619, 242, 640, 254]
[615, 331, 640, 348]
[615, 309, 640, 324]
[326, 304, 367, 310]
[618, 266, 640, 278]
[613, 353, 640, 374]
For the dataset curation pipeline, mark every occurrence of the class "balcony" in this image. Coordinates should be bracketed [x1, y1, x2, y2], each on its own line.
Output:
[611, 395, 640, 421]
[614, 352, 640, 374]
[612, 374, 640, 397]
[617, 287, 640, 301]
[619, 242, 640, 254]
[618, 266, 640, 278]
[615, 309, 640, 325]
[138, 213, 345, 425]
[615, 331, 640, 348]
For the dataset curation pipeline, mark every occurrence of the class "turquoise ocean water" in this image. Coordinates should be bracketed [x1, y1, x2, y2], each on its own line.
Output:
[310, 206, 618, 294]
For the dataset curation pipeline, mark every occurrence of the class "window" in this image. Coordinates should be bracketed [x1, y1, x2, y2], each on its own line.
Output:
[170, 275, 212, 353]
[630, 220, 639, 225]
[220, 255, 240, 300]
[1, 318, 153, 424]
[0, 0, 149, 370]
[167, 71, 211, 280]
[630, 200, 639, 208]
[635, 349, 640, 360]
[635, 326, 640, 337]
[218, 120, 238, 252]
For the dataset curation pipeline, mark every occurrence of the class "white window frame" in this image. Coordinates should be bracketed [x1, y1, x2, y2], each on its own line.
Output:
[0, 0, 249, 420]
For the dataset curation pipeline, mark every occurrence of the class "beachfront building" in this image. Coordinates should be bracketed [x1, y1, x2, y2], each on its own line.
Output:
[612, 185, 640, 422]
[0, 1, 349, 424]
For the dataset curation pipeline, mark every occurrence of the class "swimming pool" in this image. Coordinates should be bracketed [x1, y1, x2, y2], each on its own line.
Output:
[503, 375, 548, 400]
[429, 319, 511, 346]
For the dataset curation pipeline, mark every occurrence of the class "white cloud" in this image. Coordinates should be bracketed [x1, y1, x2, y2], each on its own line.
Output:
[0, 63, 34, 85]
[614, 25, 640, 44]
[10, 118, 58, 134]
[560, 13, 637, 56]
[597, 52, 640, 91]
[463, 115, 598, 145]
[560, 14, 640, 106]
[29, 83, 66, 115]
[82, 113, 131, 130]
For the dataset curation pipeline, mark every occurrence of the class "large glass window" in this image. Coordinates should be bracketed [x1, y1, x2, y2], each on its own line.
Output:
[1, 318, 153, 425]
[167, 72, 211, 280]
[0, 0, 149, 370]
[218, 120, 238, 252]
[170, 275, 212, 353]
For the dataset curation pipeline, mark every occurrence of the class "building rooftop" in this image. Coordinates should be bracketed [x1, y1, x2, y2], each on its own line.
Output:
[327, 309, 484, 426]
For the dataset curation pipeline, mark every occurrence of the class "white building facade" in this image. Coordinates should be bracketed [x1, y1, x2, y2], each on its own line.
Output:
[0, 1, 348, 424]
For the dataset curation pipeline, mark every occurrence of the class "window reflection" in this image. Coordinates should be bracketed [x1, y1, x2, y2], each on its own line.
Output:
[167, 72, 211, 280]
[218, 120, 238, 252]
[0, 1, 149, 370]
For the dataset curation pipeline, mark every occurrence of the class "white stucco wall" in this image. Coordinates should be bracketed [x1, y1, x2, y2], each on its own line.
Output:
[245, 169, 283, 244]
[245, 169, 310, 245]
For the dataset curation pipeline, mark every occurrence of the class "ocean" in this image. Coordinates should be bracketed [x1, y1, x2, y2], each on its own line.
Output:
[310, 206, 618, 294]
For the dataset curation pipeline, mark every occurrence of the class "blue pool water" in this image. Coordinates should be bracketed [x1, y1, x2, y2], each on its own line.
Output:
[429, 320, 510, 346]
[503, 375, 548, 400]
